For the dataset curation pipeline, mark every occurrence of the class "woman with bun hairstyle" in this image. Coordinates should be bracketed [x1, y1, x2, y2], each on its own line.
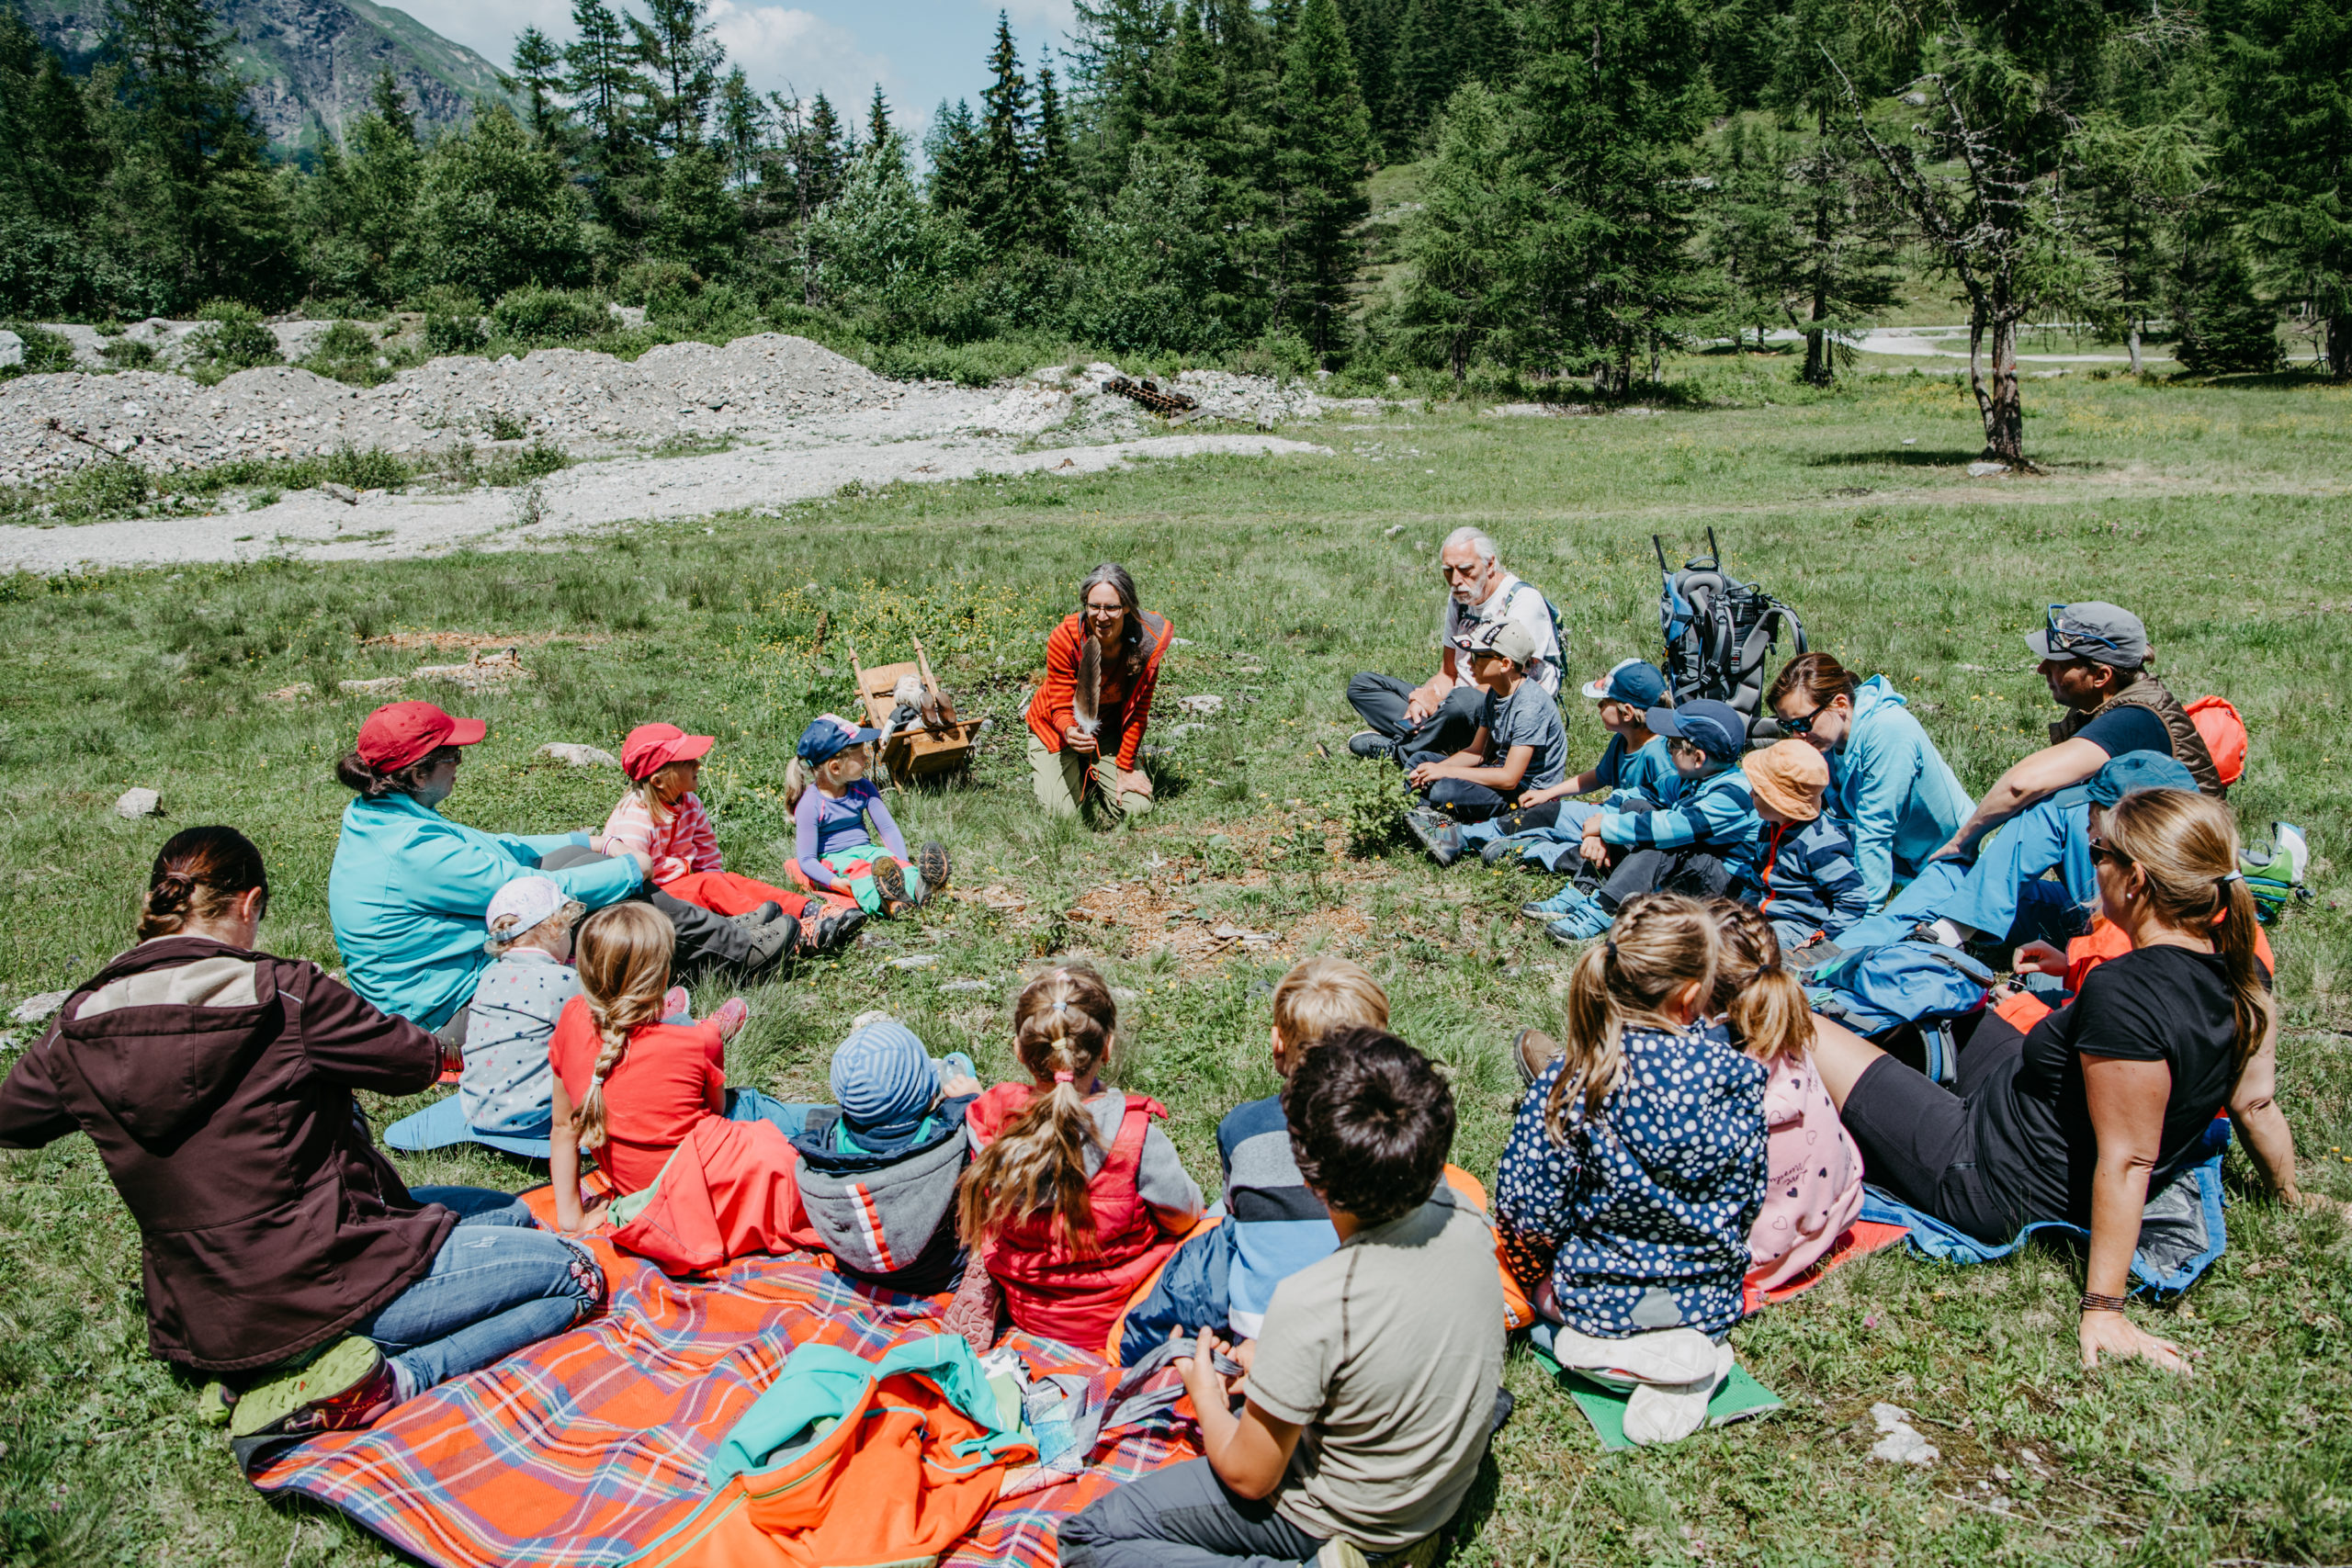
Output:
[1767, 653, 1972, 907]
[1810, 788, 2323, 1372]
[1026, 563, 1175, 825]
[0, 828, 603, 1442]
[958, 964, 1204, 1352]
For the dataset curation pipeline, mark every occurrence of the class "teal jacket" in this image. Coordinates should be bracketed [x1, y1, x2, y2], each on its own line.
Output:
[1827, 676, 1973, 905]
[328, 794, 641, 1029]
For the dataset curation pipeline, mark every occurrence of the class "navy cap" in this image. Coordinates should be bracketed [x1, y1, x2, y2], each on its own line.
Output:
[1646, 698, 1746, 761]
[796, 712, 882, 765]
[1581, 658, 1668, 707]
[2087, 750, 2197, 807]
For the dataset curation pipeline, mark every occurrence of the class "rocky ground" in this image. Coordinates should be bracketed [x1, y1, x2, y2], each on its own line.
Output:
[0, 336, 1371, 570]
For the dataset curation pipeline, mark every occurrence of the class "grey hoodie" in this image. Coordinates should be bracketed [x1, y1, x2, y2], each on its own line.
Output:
[789, 1096, 976, 1296]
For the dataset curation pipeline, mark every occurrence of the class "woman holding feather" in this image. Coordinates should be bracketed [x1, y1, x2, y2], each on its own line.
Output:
[1026, 562, 1174, 824]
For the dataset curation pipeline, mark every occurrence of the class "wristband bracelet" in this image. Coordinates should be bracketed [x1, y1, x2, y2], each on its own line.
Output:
[2079, 1291, 2131, 1314]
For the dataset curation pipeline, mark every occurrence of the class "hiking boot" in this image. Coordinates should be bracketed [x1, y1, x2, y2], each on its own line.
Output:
[1521, 883, 1591, 920]
[741, 913, 799, 976]
[1480, 834, 1532, 864]
[1405, 807, 1464, 866]
[229, 1337, 398, 1441]
[1347, 729, 1396, 761]
[814, 907, 867, 951]
[1513, 1027, 1562, 1087]
[869, 856, 915, 915]
[728, 901, 785, 930]
[916, 840, 952, 900]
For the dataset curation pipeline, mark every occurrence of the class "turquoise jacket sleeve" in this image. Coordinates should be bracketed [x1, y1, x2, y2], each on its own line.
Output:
[500, 830, 594, 860]
[408, 820, 640, 919]
[1839, 734, 1918, 906]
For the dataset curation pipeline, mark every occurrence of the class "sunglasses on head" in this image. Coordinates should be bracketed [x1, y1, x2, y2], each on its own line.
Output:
[2044, 604, 2129, 659]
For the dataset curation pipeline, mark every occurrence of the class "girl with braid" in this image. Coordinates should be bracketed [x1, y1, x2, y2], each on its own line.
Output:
[957, 964, 1203, 1354]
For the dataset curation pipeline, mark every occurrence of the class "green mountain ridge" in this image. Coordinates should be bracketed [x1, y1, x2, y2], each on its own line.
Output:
[16, 0, 523, 156]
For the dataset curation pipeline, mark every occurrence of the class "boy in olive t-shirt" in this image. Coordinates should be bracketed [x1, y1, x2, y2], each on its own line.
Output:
[1058, 1030, 1507, 1568]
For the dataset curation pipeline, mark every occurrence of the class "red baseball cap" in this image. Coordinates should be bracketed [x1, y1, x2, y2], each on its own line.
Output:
[621, 722, 716, 781]
[356, 700, 487, 771]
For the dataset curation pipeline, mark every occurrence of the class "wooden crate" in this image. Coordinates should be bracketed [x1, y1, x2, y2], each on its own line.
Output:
[845, 636, 984, 781]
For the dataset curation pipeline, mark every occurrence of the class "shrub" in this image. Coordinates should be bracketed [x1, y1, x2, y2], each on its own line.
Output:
[4, 322, 78, 377]
[491, 285, 608, 344]
[483, 440, 567, 485]
[51, 459, 151, 519]
[189, 301, 283, 369]
[1335, 763, 1416, 857]
[100, 336, 158, 368]
[322, 446, 411, 491]
[2175, 254, 2280, 376]
[616, 259, 699, 308]
[424, 312, 489, 355]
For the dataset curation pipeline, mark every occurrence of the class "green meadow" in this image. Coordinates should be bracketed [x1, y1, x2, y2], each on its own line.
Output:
[5, 357, 2352, 1565]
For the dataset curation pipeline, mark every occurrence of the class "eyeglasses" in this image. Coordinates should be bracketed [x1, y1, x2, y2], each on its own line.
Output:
[1084, 600, 1124, 616]
[2044, 604, 2129, 659]
[2088, 840, 2132, 869]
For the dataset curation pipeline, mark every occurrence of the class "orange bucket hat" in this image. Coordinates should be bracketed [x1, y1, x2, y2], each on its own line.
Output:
[1742, 739, 1829, 820]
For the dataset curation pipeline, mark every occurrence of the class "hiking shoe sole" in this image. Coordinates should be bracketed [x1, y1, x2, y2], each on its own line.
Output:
[229, 1337, 387, 1440]
[816, 908, 867, 950]
[916, 840, 952, 898]
[1480, 835, 1530, 864]
[869, 856, 913, 914]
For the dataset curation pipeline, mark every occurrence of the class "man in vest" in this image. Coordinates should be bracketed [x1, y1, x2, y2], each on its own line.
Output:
[1343, 526, 1563, 768]
[1835, 602, 2222, 953]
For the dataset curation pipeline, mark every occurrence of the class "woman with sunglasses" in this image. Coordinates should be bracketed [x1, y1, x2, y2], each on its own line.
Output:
[1805, 787, 2321, 1372]
[1767, 652, 1971, 908]
[1026, 562, 1176, 824]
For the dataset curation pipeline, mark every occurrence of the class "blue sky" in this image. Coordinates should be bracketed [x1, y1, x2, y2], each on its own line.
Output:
[383, 0, 1078, 139]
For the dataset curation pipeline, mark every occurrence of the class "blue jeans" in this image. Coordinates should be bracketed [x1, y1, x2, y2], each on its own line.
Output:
[725, 1088, 817, 1140]
[1461, 800, 1602, 867]
[1839, 799, 2095, 952]
[353, 1186, 599, 1393]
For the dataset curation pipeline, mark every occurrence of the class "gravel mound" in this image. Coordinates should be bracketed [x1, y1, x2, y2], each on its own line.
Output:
[0, 333, 899, 487]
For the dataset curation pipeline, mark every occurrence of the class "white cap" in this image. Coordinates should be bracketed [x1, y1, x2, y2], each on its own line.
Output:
[486, 874, 566, 939]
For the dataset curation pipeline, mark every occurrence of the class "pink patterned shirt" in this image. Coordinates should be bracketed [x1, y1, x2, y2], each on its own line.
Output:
[598, 789, 723, 886]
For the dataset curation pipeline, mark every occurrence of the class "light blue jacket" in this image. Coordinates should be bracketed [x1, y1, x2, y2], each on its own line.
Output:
[1827, 676, 1973, 905]
[328, 794, 641, 1029]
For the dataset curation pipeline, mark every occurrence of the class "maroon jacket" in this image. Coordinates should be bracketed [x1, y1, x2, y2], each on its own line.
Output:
[0, 935, 458, 1372]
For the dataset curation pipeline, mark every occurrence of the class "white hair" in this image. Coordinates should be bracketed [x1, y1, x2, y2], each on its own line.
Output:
[1442, 526, 1498, 563]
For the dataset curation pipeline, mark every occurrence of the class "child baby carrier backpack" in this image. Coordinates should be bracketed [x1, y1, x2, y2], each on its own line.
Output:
[1656, 530, 1807, 737]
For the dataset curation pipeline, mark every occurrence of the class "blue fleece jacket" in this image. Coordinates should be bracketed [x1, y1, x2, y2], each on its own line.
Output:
[1826, 676, 1973, 905]
[328, 794, 642, 1029]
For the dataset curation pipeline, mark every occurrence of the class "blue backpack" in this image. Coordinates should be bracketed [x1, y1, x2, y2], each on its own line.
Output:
[1807, 942, 1997, 1084]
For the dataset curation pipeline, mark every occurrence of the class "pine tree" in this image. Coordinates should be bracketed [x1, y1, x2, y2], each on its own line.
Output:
[1333, 0, 1395, 152]
[2210, 0, 2352, 375]
[715, 67, 763, 187]
[1067, 0, 1177, 190]
[369, 67, 416, 143]
[629, 0, 722, 152]
[1386, 0, 1453, 149]
[1507, 0, 1715, 391]
[925, 98, 987, 213]
[1270, 0, 1372, 355]
[974, 12, 1035, 250]
[564, 0, 645, 152]
[1391, 79, 1520, 377]
[1033, 64, 1074, 252]
[2173, 248, 2281, 373]
[0, 12, 123, 315]
[1453, 0, 1516, 89]
[866, 84, 891, 146]
[509, 28, 568, 144]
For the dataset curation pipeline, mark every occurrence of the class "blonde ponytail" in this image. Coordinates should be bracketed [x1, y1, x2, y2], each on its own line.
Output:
[2103, 788, 2277, 1068]
[1544, 893, 1719, 1143]
[571, 902, 675, 1150]
[1704, 899, 1811, 1066]
[958, 964, 1119, 1255]
[783, 757, 810, 809]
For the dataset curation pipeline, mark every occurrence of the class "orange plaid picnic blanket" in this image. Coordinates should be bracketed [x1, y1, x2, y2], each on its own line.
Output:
[246, 1194, 1198, 1568]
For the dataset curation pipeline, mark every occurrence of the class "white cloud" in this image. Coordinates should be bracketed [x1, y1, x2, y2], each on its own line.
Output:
[991, 0, 1076, 43]
[706, 1, 906, 116]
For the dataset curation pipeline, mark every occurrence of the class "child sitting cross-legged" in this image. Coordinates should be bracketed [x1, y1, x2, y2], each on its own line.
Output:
[458, 874, 584, 1141]
[1456, 657, 1676, 871]
[1705, 900, 1862, 1293]
[1739, 739, 1869, 953]
[600, 722, 866, 957]
[1497, 893, 1767, 1342]
[954, 964, 1204, 1356]
[1059, 1031, 1508, 1568]
[1399, 619, 1569, 865]
[1522, 697, 1761, 942]
[787, 715, 952, 922]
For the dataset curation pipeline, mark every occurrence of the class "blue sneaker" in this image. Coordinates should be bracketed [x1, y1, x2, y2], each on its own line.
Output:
[1546, 898, 1611, 943]
[1521, 883, 1589, 920]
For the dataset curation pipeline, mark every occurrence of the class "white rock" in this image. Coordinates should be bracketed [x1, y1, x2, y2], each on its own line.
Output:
[1177, 694, 1225, 716]
[114, 787, 162, 818]
[538, 743, 620, 768]
[876, 953, 940, 972]
[9, 990, 70, 1024]
[939, 979, 994, 995]
[1867, 1403, 1939, 1466]
[322, 481, 358, 504]
[1967, 461, 2009, 478]
[0, 330, 20, 368]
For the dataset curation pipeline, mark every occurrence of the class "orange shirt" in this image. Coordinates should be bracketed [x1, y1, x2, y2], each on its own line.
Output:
[548, 995, 725, 1196]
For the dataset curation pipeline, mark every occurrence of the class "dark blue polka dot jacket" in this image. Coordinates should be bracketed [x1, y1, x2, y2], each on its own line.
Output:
[1495, 1023, 1768, 1338]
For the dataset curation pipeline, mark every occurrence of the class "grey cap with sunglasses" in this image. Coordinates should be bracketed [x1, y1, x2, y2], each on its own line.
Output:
[2026, 603, 2148, 669]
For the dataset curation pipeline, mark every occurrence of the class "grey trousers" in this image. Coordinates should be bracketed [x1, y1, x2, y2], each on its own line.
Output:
[537, 844, 757, 971]
[1347, 672, 1487, 768]
[1057, 1457, 1324, 1568]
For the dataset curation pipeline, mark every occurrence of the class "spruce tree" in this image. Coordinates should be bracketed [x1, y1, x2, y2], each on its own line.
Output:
[1033, 64, 1074, 252]
[715, 67, 764, 188]
[369, 67, 416, 143]
[564, 0, 646, 153]
[925, 98, 987, 213]
[0, 13, 119, 315]
[866, 85, 891, 146]
[1386, 0, 1453, 149]
[510, 28, 568, 144]
[1271, 0, 1372, 355]
[1066, 0, 1178, 188]
[1333, 0, 1395, 152]
[2210, 0, 2351, 374]
[629, 0, 721, 152]
[1507, 0, 1714, 391]
[1392, 80, 1520, 377]
[974, 12, 1035, 250]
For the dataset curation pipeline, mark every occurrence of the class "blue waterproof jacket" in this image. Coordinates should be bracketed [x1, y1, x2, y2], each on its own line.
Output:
[1826, 676, 1973, 905]
[328, 794, 641, 1029]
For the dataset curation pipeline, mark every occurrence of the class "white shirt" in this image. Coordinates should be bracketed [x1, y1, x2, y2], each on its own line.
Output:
[1441, 571, 1562, 696]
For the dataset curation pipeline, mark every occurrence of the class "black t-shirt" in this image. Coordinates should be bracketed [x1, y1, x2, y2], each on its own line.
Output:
[2075, 704, 2171, 760]
[1971, 946, 2245, 1229]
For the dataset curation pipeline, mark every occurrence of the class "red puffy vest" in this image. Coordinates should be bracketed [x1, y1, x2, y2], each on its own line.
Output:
[967, 1084, 1182, 1356]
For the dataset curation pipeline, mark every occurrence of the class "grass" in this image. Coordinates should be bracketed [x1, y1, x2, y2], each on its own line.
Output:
[3, 362, 2352, 1565]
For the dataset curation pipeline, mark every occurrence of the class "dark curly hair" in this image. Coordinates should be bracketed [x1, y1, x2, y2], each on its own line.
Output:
[1281, 1027, 1455, 1227]
[335, 744, 461, 799]
[139, 825, 269, 942]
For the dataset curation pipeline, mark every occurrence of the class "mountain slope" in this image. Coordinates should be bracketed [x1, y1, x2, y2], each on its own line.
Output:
[17, 0, 522, 156]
